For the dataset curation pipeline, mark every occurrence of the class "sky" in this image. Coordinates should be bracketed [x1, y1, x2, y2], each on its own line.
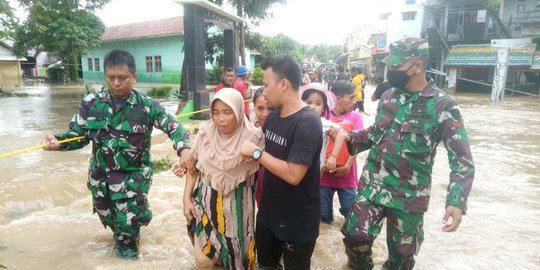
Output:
[9, 0, 392, 46]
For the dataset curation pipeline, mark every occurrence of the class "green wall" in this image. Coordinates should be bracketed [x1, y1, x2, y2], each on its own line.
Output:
[82, 35, 184, 84]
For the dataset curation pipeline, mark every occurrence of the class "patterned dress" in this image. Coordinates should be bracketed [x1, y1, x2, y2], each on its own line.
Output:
[188, 172, 256, 270]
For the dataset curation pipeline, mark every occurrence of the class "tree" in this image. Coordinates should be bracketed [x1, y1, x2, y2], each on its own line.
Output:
[0, 0, 18, 38]
[261, 33, 302, 62]
[12, 0, 109, 81]
[210, 0, 286, 65]
[305, 44, 342, 64]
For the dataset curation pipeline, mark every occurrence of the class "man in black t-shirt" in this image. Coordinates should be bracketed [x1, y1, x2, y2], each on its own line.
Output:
[240, 55, 322, 270]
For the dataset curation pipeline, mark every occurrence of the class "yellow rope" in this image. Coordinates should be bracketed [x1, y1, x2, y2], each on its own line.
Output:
[0, 136, 87, 159]
[0, 99, 251, 159]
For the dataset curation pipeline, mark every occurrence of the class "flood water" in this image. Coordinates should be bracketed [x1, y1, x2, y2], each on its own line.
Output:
[0, 83, 539, 270]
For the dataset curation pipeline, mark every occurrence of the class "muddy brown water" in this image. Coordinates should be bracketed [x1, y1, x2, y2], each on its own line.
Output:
[0, 83, 539, 269]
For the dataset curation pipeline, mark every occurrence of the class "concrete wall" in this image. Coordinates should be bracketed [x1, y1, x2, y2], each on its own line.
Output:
[0, 61, 23, 88]
[82, 35, 185, 84]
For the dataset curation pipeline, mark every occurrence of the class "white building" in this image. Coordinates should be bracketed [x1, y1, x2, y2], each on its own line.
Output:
[385, 0, 428, 43]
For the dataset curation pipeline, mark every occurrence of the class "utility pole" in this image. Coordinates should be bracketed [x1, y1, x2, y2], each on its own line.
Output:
[490, 38, 531, 102]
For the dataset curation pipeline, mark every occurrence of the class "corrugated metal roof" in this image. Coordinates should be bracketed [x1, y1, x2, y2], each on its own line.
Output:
[445, 44, 536, 67]
[102, 17, 184, 42]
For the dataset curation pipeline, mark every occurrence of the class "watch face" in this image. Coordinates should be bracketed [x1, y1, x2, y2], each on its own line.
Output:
[252, 149, 262, 160]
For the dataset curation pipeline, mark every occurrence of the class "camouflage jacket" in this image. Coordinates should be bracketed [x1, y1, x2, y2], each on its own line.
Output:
[347, 80, 474, 213]
[55, 89, 190, 200]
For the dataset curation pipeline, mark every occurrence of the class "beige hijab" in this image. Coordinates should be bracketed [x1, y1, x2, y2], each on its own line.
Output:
[192, 88, 264, 195]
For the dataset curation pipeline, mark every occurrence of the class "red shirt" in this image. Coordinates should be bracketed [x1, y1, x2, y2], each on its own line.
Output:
[215, 80, 250, 116]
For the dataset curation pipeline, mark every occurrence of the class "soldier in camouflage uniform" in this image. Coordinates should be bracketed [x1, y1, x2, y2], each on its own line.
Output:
[42, 50, 192, 258]
[339, 37, 475, 269]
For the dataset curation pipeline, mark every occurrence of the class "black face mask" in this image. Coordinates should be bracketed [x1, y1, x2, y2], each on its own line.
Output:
[387, 64, 415, 90]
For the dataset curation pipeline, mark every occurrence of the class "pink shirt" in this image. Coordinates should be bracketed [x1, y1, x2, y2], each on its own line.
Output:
[320, 111, 363, 188]
[215, 80, 250, 116]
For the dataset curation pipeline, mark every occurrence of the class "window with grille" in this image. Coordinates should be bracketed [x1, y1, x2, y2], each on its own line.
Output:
[94, 58, 100, 72]
[402, 11, 416, 21]
[146, 56, 153, 72]
[154, 56, 162, 72]
[87, 58, 93, 71]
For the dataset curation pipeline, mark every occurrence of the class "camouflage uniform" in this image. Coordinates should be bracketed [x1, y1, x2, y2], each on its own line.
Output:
[341, 37, 475, 269]
[55, 89, 190, 257]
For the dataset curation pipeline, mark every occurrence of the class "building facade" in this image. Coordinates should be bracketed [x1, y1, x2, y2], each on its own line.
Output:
[0, 39, 25, 88]
[82, 17, 185, 84]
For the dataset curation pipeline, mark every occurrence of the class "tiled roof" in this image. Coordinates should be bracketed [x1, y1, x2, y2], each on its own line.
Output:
[102, 17, 183, 42]
[445, 44, 536, 67]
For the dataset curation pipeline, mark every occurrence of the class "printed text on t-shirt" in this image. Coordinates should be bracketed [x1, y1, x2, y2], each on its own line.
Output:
[265, 130, 287, 147]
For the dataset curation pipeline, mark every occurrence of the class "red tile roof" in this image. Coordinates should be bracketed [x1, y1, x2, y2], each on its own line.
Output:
[102, 17, 184, 42]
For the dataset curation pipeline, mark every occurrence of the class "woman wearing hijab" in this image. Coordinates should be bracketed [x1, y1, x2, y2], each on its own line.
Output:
[179, 88, 264, 269]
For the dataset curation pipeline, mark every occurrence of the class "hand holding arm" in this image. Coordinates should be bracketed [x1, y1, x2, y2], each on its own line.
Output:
[180, 149, 196, 176]
[172, 161, 186, 177]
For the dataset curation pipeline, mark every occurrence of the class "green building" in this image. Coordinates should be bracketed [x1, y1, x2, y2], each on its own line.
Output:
[82, 16, 260, 84]
[82, 17, 185, 84]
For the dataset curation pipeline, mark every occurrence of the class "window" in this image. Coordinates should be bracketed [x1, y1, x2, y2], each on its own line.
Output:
[487, 17, 496, 33]
[402, 11, 416, 21]
[94, 58, 100, 72]
[154, 55, 162, 72]
[87, 58, 93, 71]
[146, 56, 153, 72]
[405, 0, 415, 4]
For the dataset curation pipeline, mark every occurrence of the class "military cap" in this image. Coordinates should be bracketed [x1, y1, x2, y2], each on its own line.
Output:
[385, 37, 429, 66]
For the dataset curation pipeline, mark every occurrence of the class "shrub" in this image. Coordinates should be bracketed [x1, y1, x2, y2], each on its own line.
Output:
[153, 156, 174, 173]
[250, 66, 263, 86]
[208, 64, 223, 85]
[46, 65, 66, 81]
[146, 86, 173, 98]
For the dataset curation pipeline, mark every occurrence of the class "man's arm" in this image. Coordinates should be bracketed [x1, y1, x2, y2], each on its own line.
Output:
[150, 100, 194, 174]
[47, 98, 92, 151]
[439, 100, 474, 232]
[440, 100, 475, 215]
[240, 113, 321, 186]
[240, 141, 308, 185]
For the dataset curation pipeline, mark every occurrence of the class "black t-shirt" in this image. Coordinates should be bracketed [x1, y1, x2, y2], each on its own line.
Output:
[258, 106, 323, 242]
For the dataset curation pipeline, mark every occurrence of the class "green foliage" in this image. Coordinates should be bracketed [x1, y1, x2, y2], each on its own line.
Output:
[83, 83, 104, 95]
[146, 86, 173, 98]
[250, 66, 263, 85]
[13, 0, 108, 81]
[208, 64, 223, 85]
[204, 25, 224, 65]
[210, 0, 285, 23]
[46, 65, 66, 81]
[153, 156, 174, 173]
[0, 89, 29, 97]
[261, 33, 303, 62]
[0, 0, 18, 38]
[305, 44, 342, 64]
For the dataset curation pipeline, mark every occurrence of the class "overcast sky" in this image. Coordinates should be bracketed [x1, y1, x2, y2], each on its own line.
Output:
[10, 0, 391, 46]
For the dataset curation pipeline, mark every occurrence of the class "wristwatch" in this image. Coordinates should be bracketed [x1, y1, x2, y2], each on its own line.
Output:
[252, 148, 264, 161]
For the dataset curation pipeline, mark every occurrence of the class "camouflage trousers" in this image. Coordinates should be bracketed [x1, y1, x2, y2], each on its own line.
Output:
[92, 185, 153, 255]
[341, 195, 424, 270]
